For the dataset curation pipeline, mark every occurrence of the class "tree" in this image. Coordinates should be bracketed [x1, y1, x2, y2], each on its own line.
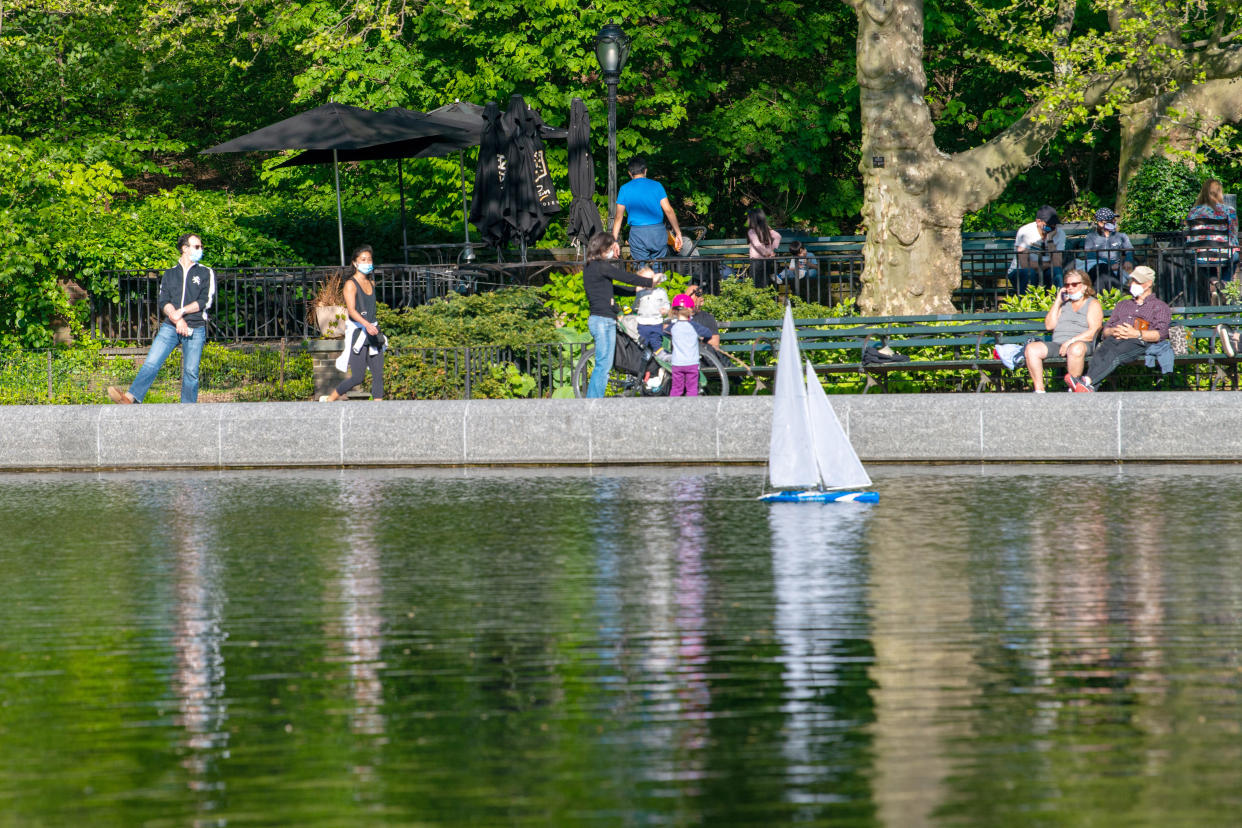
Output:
[847, 0, 1242, 314]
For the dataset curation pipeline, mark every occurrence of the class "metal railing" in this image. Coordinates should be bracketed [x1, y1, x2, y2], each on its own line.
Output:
[90, 242, 1240, 344]
[91, 263, 574, 343]
[1, 340, 588, 403]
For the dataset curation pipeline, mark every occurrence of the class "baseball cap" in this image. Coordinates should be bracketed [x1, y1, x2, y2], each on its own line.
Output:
[1036, 205, 1060, 228]
[671, 293, 695, 309]
[1094, 207, 1116, 222]
[1127, 265, 1155, 284]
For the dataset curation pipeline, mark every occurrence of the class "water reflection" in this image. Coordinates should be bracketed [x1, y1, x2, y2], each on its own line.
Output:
[324, 478, 388, 793]
[170, 480, 229, 819]
[3, 466, 1242, 826]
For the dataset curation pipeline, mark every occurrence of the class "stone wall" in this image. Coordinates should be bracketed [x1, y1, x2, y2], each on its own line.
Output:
[3, 393, 1241, 470]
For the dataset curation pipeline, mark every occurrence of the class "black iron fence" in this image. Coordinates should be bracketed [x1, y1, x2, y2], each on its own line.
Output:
[91, 242, 1238, 343]
[92, 261, 578, 344]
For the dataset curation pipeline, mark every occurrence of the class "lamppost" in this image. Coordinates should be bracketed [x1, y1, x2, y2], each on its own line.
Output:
[594, 22, 630, 228]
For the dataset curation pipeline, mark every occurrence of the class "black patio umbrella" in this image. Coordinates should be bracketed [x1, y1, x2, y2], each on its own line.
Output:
[273, 107, 477, 263]
[202, 102, 456, 265]
[500, 94, 561, 263]
[566, 97, 602, 249]
[469, 102, 510, 250]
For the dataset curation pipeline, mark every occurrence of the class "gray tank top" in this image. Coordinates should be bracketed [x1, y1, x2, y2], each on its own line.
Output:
[1053, 297, 1095, 343]
[353, 276, 377, 324]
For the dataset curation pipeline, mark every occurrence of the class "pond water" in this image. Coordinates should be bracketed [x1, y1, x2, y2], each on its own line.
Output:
[0, 464, 1239, 826]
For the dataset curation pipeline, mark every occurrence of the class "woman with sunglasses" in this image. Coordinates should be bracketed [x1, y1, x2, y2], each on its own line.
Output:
[1022, 269, 1103, 393]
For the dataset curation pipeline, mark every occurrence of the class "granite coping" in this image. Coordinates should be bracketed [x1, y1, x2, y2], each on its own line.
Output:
[0, 393, 1238, 470]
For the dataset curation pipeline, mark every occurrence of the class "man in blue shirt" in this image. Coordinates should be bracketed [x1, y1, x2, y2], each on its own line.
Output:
[611, 157, 683, 271]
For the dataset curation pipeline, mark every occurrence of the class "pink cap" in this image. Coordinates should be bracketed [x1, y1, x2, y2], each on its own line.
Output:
[671, 293, 695, 309]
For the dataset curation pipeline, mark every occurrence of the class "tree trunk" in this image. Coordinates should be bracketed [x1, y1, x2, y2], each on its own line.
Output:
[855, 0, 966, 315]
[1117, 79, 1242, 211]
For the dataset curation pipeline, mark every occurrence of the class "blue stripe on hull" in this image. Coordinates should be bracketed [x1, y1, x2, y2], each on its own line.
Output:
[759, 490, 879, 503]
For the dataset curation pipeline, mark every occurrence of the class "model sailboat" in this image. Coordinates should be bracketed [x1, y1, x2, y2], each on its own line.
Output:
[760, 305, 879, 503]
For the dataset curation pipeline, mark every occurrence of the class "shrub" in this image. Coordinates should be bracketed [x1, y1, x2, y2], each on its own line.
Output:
[1123, 157, 1204, 234]
[379, 287, 558, 347]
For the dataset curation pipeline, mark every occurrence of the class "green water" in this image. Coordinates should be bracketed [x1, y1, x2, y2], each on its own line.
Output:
[0, 465, 1239, 826]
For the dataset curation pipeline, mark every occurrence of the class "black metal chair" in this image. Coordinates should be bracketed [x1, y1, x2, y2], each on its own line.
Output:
[1185, 214, 1235, 304]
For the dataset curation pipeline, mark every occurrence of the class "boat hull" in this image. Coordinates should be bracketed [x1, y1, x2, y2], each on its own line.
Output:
[759, 489, 879, 504]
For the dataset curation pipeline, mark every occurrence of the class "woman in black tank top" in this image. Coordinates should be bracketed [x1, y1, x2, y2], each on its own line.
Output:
[320, 244, 386, 401]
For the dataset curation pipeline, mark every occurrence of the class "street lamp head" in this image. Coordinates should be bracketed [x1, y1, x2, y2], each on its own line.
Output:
[594, 22, 630, 80]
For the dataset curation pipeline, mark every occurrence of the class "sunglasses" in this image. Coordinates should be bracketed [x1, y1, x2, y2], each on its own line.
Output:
[1064, 282, 1084, 288]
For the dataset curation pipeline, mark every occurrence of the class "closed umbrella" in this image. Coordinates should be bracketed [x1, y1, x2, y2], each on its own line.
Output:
[469, 102, 509, 250]
[500, 94, 561, 263]
[566, 97, 602, 248]
[202, 102, 453, 265]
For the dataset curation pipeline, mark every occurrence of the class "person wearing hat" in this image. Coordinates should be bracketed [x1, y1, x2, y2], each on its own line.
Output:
[1082, 207, 1134, 291]
[1065, 265, 1170, 392]
[1008, 205, 1067, 294]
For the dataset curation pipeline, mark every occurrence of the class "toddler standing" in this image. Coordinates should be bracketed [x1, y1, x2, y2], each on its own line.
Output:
[633, 284, 671, 359]
[666, 294, 714, 396]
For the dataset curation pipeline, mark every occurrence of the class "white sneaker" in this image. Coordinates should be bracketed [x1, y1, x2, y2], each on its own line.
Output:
[318, 395, 331, 402]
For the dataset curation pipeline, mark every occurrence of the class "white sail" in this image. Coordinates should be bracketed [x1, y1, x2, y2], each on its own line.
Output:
[805, 358, 872, 490]
[767, 306, 820, 488]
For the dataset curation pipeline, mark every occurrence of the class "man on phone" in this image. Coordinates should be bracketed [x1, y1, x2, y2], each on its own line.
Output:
[1008, 205, 1066, 293]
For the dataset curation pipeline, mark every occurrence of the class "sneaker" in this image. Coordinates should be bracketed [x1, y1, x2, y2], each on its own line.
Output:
[107, 386, 133, 405]
[1063, 373, 1082, 392]
[1217, 324, 1236, 357]
[318, 395, 331, 402]
[1073, 379, 1095, 393]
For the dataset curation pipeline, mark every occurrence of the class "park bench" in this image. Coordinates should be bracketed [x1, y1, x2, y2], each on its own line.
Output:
[716, 305, 1242, 393]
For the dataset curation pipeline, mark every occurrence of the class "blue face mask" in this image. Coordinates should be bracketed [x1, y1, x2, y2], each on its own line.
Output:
[188, 247, 203, 262]
[357, 262, 374, 275]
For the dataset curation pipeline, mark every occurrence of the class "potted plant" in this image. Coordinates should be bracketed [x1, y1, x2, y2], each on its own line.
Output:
[308, 271, 348, 337]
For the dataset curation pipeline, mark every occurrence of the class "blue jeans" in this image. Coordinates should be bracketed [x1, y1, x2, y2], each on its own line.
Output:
[627, 224, 668, 272]
[129, 322, 207, 403]
[1013, 266, 1063, 293]
[586, 314, 616, 399]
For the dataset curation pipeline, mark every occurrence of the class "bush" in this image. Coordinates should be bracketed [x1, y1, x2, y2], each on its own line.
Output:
[379, 287, 559, 347]
[1123, 157, 1204, 234]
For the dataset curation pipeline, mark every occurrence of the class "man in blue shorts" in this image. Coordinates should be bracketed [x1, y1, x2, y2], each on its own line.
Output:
[611, 157, 683, 271]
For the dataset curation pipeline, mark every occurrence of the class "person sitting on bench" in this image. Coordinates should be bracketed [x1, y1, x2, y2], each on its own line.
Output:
[1065, 266, 1169, 393]
[1023, 269, 1102, 393]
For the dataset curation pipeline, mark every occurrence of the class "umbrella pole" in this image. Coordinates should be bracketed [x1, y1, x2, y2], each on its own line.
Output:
[460, 149, 471, 254]
[333, 149, 346, 267]
[399, 158, 409, 266]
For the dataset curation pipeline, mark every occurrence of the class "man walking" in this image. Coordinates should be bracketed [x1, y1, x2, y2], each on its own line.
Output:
[611, 157, 683, 271]
[108, 233, 216, 404]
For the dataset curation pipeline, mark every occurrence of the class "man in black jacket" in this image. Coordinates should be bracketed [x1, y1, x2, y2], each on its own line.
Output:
[108, 233, 216, 404]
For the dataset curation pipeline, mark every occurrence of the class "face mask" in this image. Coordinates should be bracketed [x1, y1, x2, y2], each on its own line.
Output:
[357, 262, 374, 275]
[1129, 283, 1144, 297]
[188, 248, 203, 262]
[1067, 291, 1084, 301]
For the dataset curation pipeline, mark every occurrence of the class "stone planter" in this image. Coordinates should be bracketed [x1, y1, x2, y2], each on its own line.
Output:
[313, 305, 348, 338]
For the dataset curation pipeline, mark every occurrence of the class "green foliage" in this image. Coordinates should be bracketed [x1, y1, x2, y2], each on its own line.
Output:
[1000, 285, 1124, 313]
[0, 343, 311, 404]
[696, 278, 852, 322]
[378, 287, 558, 347]
[383, 353, 537, 400]
[1122, 157, 1205, 234]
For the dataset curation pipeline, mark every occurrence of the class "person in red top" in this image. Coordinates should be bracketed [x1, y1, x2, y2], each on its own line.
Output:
[1065, 266, 1170, 392]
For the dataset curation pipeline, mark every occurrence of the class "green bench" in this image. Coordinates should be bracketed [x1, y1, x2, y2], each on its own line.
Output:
[716, 306, 1242, 393]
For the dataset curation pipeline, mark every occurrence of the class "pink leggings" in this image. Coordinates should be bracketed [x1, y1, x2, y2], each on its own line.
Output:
[669, 364, 699, 396]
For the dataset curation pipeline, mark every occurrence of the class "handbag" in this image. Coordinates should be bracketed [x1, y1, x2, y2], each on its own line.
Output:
[1168, 325, 1189, 356]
